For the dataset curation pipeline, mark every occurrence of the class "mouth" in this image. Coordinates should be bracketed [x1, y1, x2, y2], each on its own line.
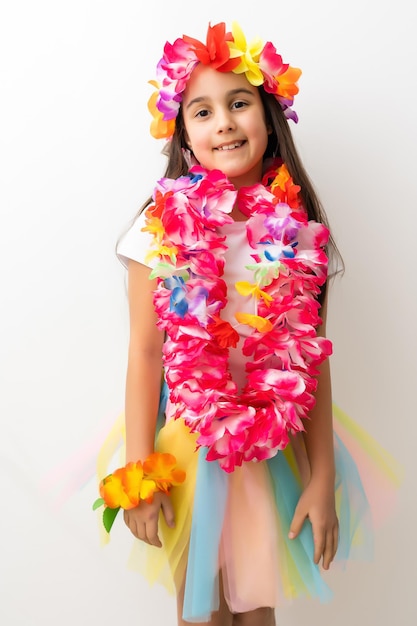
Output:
[214, 140, 246, 151]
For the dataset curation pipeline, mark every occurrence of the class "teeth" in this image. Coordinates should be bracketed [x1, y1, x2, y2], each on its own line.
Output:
[217, 141, 243, 151]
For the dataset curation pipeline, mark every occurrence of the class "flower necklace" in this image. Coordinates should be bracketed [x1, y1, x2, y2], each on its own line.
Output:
[143, 161, 332, 472]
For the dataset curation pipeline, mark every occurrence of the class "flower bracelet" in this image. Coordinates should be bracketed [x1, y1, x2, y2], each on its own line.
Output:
[92, 452, 186, 533]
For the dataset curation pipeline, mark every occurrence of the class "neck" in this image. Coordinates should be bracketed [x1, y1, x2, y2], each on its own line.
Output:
[230, 204, 249, 222]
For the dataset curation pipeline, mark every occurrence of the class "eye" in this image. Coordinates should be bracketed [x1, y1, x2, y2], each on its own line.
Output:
[231, 100, 247, 110]
[195, 108, 210, 119]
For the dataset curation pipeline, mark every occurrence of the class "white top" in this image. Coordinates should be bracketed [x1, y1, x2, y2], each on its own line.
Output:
[117, 211, 257, 390]
[117, 211, 158, 269]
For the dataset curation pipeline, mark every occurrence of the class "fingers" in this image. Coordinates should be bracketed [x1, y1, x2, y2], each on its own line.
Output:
[288, 485, 339, 569]
[289, 503, 339, 569]
[313, 525, 326, 565]
[142, 513, 163, 548]
[314, 521, 339, 569]
[325, 525, 338, 569]
[161, 495, 175, 529]
[123, 494, 176, 547]
[288, 503, 308, 540]
[123, 504, 162, 548]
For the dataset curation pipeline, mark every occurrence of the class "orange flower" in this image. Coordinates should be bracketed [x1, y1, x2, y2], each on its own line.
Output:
[138, 478, 159, 503]
[270, 163, 291, 191]
[99, 467, 137, 510]
[154, 189, 173, 218]
[148, 82, 176, 139]
[143, 452, 186, 494]
[270, 164, 301, 209]
[120, 461, 145, 508]
[276, 66, 302, 101]
[97, 453, 185, 510]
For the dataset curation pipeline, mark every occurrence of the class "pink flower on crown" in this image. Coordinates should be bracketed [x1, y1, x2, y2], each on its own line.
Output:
[258, 41, 302, 121]
[258, 41, 289, 91]
[155, 39, 200, 121]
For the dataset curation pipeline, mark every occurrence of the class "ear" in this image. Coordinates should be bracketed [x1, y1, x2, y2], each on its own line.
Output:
[267, 124, 273, 135]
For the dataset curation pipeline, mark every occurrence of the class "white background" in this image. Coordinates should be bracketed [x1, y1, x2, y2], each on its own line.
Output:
[1, 1, 415, 624]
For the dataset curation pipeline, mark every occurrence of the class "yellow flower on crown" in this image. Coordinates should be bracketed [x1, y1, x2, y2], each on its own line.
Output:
[226, 22, 265, 86]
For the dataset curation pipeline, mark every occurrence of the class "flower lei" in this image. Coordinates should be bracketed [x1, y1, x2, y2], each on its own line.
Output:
[148, 21, 301, 139]
[143, 162, 332, 473]
[93, 453, 186, 533]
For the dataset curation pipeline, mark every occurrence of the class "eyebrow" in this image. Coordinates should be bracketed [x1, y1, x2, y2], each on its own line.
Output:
[185, 88, 256, 110]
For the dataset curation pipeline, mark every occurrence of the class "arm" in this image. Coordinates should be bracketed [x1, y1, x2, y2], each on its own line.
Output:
[124, 259, 164, 462]
[288, 293, 339, 569]
[123, 259, 174, 546]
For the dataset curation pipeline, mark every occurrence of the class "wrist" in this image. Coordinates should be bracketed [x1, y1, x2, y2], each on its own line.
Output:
[309, 467, 336, 490]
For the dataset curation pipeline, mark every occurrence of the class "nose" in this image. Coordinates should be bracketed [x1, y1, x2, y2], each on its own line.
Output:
[216, 108, 235, 133]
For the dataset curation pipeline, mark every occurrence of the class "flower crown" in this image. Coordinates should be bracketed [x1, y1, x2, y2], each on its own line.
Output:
[148, 21, 302, 139]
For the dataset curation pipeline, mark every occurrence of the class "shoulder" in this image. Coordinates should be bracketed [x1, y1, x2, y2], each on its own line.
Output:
[116, 210, 155, 269]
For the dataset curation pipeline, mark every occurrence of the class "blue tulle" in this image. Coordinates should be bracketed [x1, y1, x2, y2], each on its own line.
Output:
[267, 452, 333, 601]
[183, 450, 229, 622]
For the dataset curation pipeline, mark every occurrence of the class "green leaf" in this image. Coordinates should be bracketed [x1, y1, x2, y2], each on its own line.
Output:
[92, 498, 104, 511]
[149, 261, 189, 281]
[103, 506, 120, 533]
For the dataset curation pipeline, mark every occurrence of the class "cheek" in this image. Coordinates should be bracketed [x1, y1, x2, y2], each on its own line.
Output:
[255, 124, 269, 152]
[188, 131, 211, 156]
[183, 123, 202, 150]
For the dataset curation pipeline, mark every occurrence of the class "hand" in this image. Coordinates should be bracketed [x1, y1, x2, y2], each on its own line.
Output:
[288, 478, 339, 570]
[123, 492, 175, 548]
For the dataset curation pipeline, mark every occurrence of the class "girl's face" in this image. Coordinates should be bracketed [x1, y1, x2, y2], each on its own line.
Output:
[182, 65, 269, 188]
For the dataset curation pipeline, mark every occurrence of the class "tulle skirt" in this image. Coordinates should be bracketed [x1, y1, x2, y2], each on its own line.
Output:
[97, 387, 402, 623]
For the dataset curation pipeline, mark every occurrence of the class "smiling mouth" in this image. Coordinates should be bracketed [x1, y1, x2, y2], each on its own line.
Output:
[215, 141, 245, 151]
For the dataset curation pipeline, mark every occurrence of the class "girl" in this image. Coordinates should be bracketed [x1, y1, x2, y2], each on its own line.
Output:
[111, 21, 362, 626]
